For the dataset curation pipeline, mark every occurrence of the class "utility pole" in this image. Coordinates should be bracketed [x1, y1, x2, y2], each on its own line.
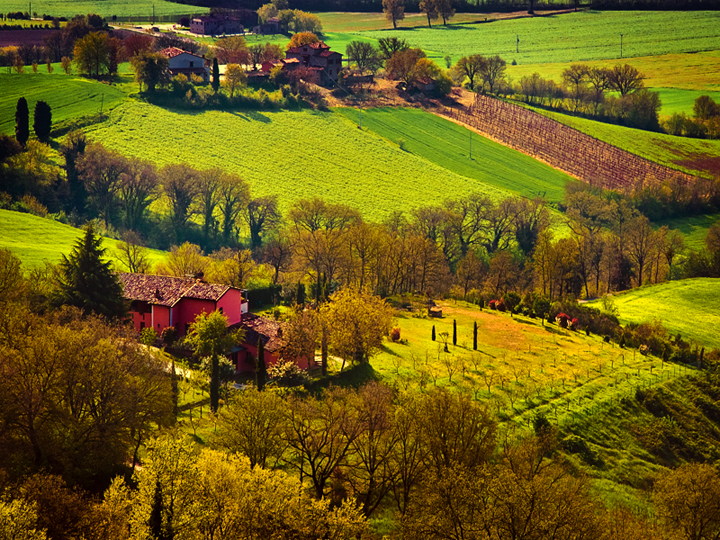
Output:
[516, 35, 519, 54]
[620, 33, 623, 59]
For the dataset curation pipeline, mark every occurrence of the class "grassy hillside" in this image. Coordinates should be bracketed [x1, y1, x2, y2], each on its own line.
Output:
[84, 101, 572, 220]
[353, 11, 720, 65]
[655, 213, 720, 251]
[588, 279, 720, 350]
[0, 70, 127, 135]
[0, 0, 207, 18]
[506, 50, 720, 93]
[529, 106, 720, 178]
[334, 107, 572, 203]
[0, 209, 167, 268]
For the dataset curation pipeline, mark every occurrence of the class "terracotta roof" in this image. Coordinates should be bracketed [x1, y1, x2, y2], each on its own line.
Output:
[308, 42, 330, 49]
[161, 47, 203, 59]
[286, 46, 302, 54]
[235, 313, 286, 353]
[118, 273, 232, 307]
[282, 57, 300, 63]
[319, 50, 340, 57]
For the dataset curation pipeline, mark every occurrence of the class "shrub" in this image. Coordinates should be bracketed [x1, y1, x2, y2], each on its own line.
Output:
[390, 327, 401, 342]
[199, 355, 236, 383]
[555, 313, 569, 328]
[140, 327, 158, 346]
[161, 326, 178, 346]
[268, 359, 310, 387]
[561, 434, 599, 465]
[569, 317, 579, 331]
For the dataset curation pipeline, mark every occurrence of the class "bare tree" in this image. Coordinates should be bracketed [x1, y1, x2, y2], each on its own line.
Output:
[160, 164, 199, 243]
[609, 63, 645, 96]
[382, 0, 405, 29]
[77, 143, 129, 228]
[119, 157, 158, 231]
[115, 231, 152, 273]
[245, 195, 281, 249]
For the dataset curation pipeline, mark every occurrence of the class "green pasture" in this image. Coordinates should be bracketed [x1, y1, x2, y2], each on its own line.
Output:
[655, 213, 720, 251]
[653, 88, 720, 118]
[83, 101, 541, 220]
[351, 11, 720, 65]
[0, 69, 128, 135]
[506, 50, 720, 93]
[334, 106, 572, 203]
[530, 106, 720, 178]
[318, 11, 488, 33]
[588, 278, 720, 351]
[0, 209, 168, 268]
[0, 0, 208, 18]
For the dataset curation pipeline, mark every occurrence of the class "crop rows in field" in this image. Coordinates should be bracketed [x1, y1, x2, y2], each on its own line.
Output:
[0, 0, 207, 18]
[441, 95, 696, 190]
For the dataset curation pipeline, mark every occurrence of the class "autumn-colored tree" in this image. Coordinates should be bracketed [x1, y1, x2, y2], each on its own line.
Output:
[215, 36, 251, 65]
[655, 463, 720, 540]
[214, 388, 287, 468]
[385, 48, 427, 86]
[224, 63, 246, 97]
[419, 0, 439, 27]
[321, 288, 394, 367]
[73, 31, 109, 77]
[115, 231, 153, 274]
[123, 32, 154, 57]
[382, 0, 405, 29]
[156, 242, 209, 278]
[61, 56, 72, 74]
[450, 54, 487, 90]
[288, 31, 319, 48]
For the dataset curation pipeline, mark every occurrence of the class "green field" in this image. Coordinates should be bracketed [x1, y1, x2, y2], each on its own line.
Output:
[0, 0, 207, 18]
[318, 11, 490, 32]
[506, 50, 720, 93]
[0, 209, 168, 268]
[655, 213, 720, 251]
[351, 11, 720, 65]
[588, 278, 720, 351]
[0, 69, 128, 135]
[531, 106, 720, 178]
[334, 106, 571, 203]
[653, 88, 720, 117]
[83, 101, 575, 220]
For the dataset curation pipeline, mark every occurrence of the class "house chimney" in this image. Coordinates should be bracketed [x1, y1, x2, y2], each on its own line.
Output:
[154, 288, 162, 300]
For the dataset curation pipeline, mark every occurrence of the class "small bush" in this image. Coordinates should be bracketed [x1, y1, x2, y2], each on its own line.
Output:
[268, 360, 310, 387]
[555, 313, 569, 328]
[390, 327, 401, 342]
[161, 326, 178, 346]
[140, 327, 158, 346]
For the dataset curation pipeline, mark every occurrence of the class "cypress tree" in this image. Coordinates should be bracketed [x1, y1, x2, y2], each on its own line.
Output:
[473, 321, 478, 351]
[212, 57, 220, 93]
[149, 479, 163, 540]
[171, 357, 179, 418]
[33, 100, 52, 142]
[452, 319, 457, 346]
[431, 325, 435, 341]
[256, 338, 266, 390]
[51, 223, 127, 318]
[296, 282, 305, 305]
[15, 97, 29, 146]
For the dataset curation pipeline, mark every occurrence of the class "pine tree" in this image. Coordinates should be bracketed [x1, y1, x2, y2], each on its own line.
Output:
[256, 338, 267, 391]
[431, 325, 436, 341]
[212, 57, 220, 93]
[15, 97, 29, 146]
[452, 319, 457, 346]
[51, 223, 127, 319]
[473, 321, 478, 351]
[33, 100, 52, 142]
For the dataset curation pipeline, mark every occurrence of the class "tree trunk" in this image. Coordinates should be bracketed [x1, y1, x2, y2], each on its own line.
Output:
[210, 352, 219, 413]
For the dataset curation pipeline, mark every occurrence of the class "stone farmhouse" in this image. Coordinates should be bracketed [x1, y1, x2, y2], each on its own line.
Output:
[160, 47, 210, 81]
[190, 14, 243, 35]
[261, 41, 342, 86]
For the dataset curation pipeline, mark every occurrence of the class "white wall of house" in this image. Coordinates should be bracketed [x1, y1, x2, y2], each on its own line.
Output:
[168, 52, 204, 69]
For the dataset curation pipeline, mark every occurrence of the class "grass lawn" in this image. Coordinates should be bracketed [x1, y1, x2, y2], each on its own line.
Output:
[529, 105, 720, 178]
[0, 0, 208, 18]
[655, 213, 720, 251]
[333, 107, 572, 203]
[0, 69, 128, 135]
[506, 50, 720, 93]
[351, 11, 720, 65]
[0, 209, 168, 268]
[653, 88, 720, 118]
[587, 278, 720, 350]
[83, 101, 536, 221]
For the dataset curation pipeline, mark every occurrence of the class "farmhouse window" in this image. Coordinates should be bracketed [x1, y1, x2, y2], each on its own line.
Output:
[190, 61, 194, 67]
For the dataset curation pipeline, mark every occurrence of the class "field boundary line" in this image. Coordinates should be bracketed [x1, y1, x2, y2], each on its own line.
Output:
[436, 95, 698, 191]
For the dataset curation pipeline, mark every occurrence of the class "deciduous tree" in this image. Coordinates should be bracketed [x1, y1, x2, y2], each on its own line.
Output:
[130, 51, 170, 92]
[73, 31, 109, 77]
[609, 63, 644, 96]
[77, 142, 129, 227]
[246, 195, 281, 249]
[419, 0, 439, 27]
[160, 163, 199, 242]
[382, 0, 405, 29]
[224, 63, 246, 97]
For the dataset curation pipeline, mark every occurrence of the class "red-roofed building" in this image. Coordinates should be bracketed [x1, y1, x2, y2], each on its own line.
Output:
[190, 14, 245, 36]
[160, 47, 210, 81]
[277, 41, 343, 85]
[118, 273, 248, 337]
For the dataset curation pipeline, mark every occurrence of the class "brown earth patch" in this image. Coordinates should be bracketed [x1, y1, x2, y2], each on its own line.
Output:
[673, 154, 720, 177]
[0, 29, 56, 47]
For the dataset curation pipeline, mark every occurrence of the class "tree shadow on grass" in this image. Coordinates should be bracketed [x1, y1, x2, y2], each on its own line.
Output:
[306, 362, 379, 393]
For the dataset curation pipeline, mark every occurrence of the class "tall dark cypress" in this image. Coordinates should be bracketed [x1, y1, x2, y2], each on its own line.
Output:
[149, 479, 163, 540]
[212, 57, 220, 93]
[473, 321, 478, 351]
[431, 325, 436, 341]
[15, 97, 29, 146]
[33, 100, 52, 142]
[452, 319, 457, 346]
[256, 338, 266, 391]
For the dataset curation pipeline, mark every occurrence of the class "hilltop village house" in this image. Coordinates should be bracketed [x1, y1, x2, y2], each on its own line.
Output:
[118, 273, 311, 374]
[160, 47, 210, 81]
[261, 41, 343, 85]
[190, 14, 243, 35]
